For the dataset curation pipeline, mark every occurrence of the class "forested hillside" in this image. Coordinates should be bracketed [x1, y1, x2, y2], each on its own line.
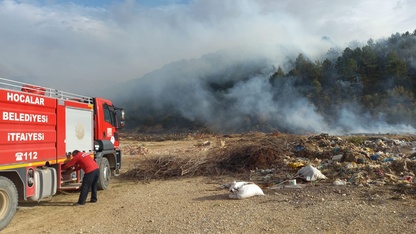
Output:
[121, 30, 416, 134]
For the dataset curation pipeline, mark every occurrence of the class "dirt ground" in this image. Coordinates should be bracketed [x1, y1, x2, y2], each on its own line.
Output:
[3, 133, 416, 234]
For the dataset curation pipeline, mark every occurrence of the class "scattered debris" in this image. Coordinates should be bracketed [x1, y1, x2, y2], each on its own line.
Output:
[288, 162, 304, 169]
[122, 144, 149, 156]
[195, 140, 211, 147]
[333, 178, 347, 186]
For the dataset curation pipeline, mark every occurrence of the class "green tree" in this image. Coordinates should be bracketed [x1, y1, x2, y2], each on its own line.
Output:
[385, 51, 407, 78]
[311, 78, 322, 94]
[269, 66, 285, 84]
[335, 47, 359, 80]
[293, 53, 315, 78]
[359, 44, 379, 94]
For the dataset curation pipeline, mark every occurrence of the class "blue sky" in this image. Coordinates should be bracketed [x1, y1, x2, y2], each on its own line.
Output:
[1, 0, 415, 96]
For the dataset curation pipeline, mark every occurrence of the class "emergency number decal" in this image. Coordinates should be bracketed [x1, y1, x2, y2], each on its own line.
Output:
[15, 151, 38, 161]
[0, 148, 55, 165]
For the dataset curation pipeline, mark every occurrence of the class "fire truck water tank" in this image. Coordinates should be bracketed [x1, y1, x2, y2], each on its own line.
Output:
[29, 168, 57, 201]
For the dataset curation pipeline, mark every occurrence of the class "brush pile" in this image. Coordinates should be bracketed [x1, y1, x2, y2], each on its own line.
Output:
[121, 133, 293, 180]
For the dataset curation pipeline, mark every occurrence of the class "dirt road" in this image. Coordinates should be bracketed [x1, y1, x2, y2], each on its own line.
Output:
[4, 176, 416, 234]
[3, 135, 416, 233]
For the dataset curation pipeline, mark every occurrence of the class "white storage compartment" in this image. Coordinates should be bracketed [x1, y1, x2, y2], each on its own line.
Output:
[30, 168, 57, 201]
[65, 107, 93, 153]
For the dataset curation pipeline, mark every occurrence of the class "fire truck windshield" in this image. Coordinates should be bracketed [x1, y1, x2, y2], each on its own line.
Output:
[103, 104, 125, 129]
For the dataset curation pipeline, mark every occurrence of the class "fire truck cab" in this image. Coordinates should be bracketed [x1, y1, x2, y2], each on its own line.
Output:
[0, 78, 125, 230]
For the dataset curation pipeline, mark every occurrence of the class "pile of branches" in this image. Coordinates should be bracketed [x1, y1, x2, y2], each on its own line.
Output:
[122, 154, 214, 180]
[211, 137, 289, 172]
[122, 137, 290, 180]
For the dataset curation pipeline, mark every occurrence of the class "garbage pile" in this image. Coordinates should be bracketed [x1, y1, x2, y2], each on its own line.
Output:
[250, 133, 416, 188]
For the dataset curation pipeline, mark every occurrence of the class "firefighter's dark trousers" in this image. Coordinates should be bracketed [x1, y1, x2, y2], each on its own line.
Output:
[78, 169, 99, 205]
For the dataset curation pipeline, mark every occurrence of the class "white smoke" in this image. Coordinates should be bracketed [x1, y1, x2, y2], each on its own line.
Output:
[118, 48, 415, 134]
[1, 0, 415, 134]
[1, 0, 415, 96]
[334, 105, 416, 134]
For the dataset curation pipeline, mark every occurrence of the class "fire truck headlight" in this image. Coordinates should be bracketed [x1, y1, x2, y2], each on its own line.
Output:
[94, 142, 100, 151]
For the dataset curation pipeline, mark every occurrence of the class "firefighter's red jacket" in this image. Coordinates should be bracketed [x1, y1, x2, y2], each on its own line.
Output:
[62, 152, 99, 174]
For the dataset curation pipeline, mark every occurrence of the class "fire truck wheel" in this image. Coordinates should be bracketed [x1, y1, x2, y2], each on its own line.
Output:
[97, 157, 111, 190]
[0, 176, 18, 231]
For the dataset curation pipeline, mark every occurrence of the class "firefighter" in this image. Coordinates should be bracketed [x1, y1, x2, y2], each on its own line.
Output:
[62, 150, 99, 206]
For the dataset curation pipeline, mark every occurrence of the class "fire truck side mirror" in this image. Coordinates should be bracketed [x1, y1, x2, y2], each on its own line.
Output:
[120, 109, 125, 121]
[116, 109, 125, 129]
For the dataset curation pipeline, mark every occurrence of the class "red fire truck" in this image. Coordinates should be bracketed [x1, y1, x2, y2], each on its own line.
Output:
[0, 77, 125, 230]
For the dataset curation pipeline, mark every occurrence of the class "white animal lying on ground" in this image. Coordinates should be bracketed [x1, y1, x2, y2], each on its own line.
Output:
[227, 181, 264, 199]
